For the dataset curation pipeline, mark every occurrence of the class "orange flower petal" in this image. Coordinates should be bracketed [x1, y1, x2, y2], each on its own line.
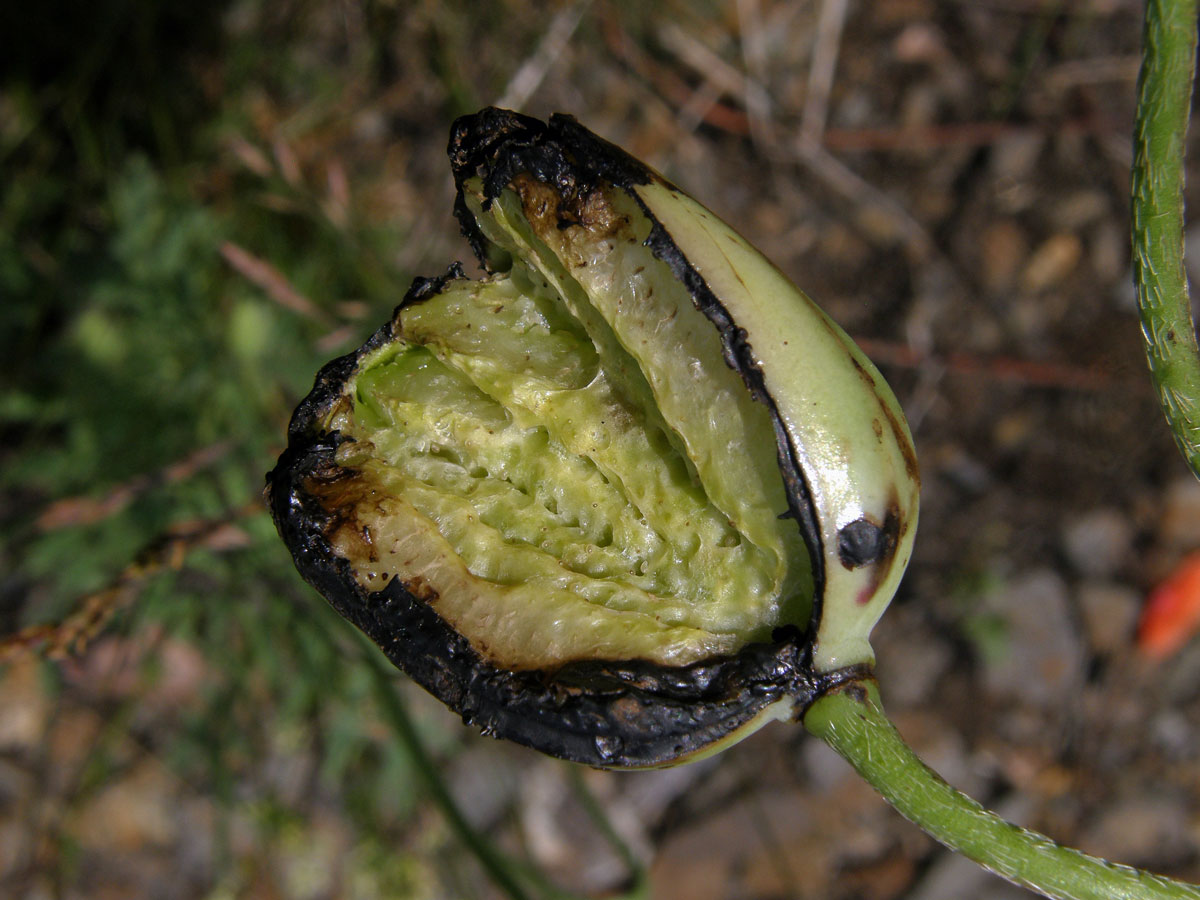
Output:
[1138, 550, 1200, 659]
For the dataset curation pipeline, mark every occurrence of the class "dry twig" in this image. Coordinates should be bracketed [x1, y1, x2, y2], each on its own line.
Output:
[495, 1, 590, 112]
[220, 241, 331, 325]
[36, 442, 233, 531]
[2, 504, 260, 665]
[797, 0, 850, 153]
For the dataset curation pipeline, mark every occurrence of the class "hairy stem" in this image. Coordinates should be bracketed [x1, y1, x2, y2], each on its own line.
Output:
[1133, 0, 1200, 475]
[803, 682, 1200, 900]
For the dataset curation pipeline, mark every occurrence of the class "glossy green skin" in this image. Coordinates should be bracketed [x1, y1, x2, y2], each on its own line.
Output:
[634, 180, 920, 673]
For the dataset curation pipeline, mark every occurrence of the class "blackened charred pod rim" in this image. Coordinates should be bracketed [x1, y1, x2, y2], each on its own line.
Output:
[269, 108, 917, 767]
[269, 441, 838, 768]
[268, 266, 840, 769]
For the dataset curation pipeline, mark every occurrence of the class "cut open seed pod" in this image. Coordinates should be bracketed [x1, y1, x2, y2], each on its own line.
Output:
[268, 108, 919, 767]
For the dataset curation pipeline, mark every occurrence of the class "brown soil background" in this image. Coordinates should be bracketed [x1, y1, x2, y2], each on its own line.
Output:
[3, 1, 1200, 898]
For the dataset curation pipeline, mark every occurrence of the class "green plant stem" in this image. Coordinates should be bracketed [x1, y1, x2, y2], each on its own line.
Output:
[360, 640, 535, 900]
[564, 765, 648, 896]
[1133, 0, 1200, 476]
[362, 639, 627, 900]
[803, 681, 1200, 900]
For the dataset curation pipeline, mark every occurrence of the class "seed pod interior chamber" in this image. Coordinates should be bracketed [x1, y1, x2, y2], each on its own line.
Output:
[268, 109, 919, 767]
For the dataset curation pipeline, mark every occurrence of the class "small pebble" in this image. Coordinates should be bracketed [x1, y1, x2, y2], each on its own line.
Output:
[1151, 709, 1194, 760]
[1022, 233, 1082, 292]
[1050, 190, 1109, 230]
[1061, 508, 1133, 578]
[1076, 581, 1140, 655]
[1081, 794, 1194, 863]
[980, 569, 1085, 708]
[990, 133, 1044, 184]
[992, 409, 1035, 453]
[1159, 476, 1200, 550]
[893, 22, 947, 64]
[876, 620, 954, 708]
[70, 758, 181, 852]
[1091, 219, 1126, 284]
[0, 659, 50, 753]
[979, 220, 1027, 292]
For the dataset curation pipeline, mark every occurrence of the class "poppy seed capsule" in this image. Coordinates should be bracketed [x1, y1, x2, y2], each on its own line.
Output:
[268, 109, 919, 767]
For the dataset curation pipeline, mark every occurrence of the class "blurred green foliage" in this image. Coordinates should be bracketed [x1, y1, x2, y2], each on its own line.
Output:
[0, 1, 459, 891]
[0, 2, 648, 895]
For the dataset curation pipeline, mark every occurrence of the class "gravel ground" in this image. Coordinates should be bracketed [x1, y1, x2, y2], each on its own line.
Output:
[3, 1, 1200, 898]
